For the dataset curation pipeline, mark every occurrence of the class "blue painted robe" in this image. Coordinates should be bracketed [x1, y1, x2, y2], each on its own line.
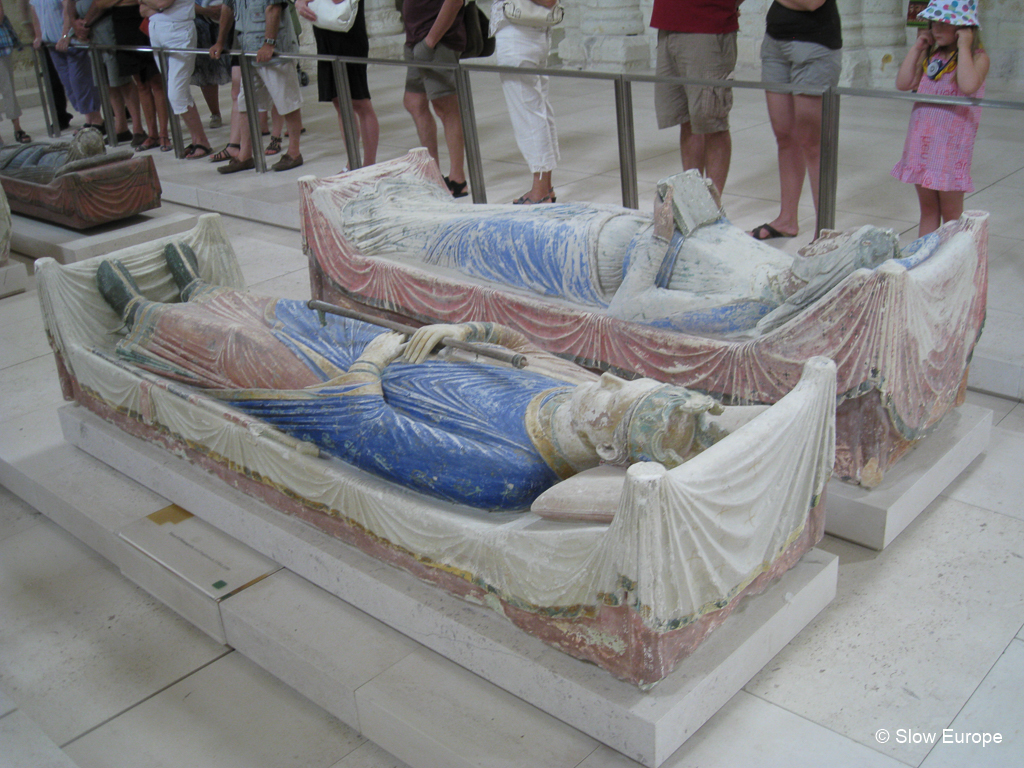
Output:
[116, 293, 570, 510]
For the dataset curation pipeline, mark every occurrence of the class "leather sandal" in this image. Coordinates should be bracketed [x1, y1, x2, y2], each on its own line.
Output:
[513, 189, 557, 205]
[265, 135, 282, 156]
[209, 143, 239, 163]
[444, 176, 468, 198]
[750, 222, 796, 240]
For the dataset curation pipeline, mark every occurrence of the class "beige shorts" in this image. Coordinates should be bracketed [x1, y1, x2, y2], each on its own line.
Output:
[655, 30, 737, 134]
[238, 57, 303, 115]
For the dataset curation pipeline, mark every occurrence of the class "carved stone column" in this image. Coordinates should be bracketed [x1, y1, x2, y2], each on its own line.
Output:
[366, 0, 407, 59]
[558, 0, 653, 71]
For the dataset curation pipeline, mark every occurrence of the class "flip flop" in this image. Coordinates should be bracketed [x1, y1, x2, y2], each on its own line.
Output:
[750, 223, 796, 240]
[183, 144, 212, 159]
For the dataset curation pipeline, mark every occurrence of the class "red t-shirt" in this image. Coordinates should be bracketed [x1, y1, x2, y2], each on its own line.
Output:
[650, 0, 740, 35]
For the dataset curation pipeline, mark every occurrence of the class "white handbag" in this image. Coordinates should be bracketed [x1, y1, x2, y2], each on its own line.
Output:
[502, 0, 564, 28]
[308, 0, 359, 33]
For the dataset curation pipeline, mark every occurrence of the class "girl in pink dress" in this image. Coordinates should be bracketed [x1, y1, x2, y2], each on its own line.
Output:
[891, 0, 989, 236]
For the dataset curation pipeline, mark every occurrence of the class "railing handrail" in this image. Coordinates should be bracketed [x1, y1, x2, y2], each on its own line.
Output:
[35, 39, 1024, 229]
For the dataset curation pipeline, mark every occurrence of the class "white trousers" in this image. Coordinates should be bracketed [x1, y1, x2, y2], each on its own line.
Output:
[149, 19, 197, 115]
[496, 24, 559, 174]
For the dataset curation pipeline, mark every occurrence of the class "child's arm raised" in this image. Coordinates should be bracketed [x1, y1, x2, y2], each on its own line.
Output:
[895, 28, 932, 91]
[954, 28, 989, 95]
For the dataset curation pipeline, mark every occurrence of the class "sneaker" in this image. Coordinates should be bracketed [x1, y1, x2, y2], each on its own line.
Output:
[272, 153, 303, 172]
[209, 114, 223, 129]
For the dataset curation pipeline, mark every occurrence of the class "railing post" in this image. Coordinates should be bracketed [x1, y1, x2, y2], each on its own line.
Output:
[614, 75, 639, 210]
[157, 48, 186, 157]
[239, 54, 267, 172]
[331, 58, 362, 170]
[87, 45, 115, 146]
[816, 85, 840, 236]
[33, 46, 60, 138]
[454, 65, 486, 204]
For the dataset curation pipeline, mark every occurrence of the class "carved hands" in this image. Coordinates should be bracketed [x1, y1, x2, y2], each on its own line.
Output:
[403, 324, 470, 364]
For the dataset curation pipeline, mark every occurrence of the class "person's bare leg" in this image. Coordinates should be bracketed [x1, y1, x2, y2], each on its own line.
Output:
[283, 108, 302, 160]
[122, 81, 142, 134]
[679, 121, 705, 174]
[431, 93, 464, 184]
[136, 76, 157, 139]
[236, 109, 253, 161]
[529, 170, 553, 200]
[702, 129, 731, 194]
[404, 90, 440, 166]
[200, 83, 221, 122]
[792, 94, 823, 212]
[938, 190, 965, 228]
[148, 79, 170, 146]
[352, 98, 378, 166]
[916, 185, 941, 236]
[181, 104, 209, 151]
[761, 91, 801, 237]
[108, 85, 128, 134]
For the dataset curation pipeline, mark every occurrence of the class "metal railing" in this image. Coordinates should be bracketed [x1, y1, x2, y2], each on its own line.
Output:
[33, 40, 1024, 235]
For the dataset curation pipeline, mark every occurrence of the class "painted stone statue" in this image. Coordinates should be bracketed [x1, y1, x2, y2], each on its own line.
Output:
[304, 154, 898, 336]
[300, 149, 988, 487]
[36, 215, 838, 686]
[0, 128, 161, 228]
[0, 128, 132, 183]
[0, 183, 27, 298]
[95, 245, 725, 511]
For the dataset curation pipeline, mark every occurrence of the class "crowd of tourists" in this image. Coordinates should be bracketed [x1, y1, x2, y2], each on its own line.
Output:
[4, 0, 988, 230]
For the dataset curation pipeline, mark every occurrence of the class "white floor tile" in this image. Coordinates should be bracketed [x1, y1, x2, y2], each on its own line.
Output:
[965, 390, 1018, 425]
[329, 740, 413, 768]
[919, 639, 1024, 768]
[0, 520, 226, 746]
[577, 691, 906, 768]
[995, 405, 1024, 435]
[0, 687, 15, 718]
[744, 496, 1024, 765]
[942, 428, 1024, 521]
[356, 649, 600, 768]
[0, 711, 80, 768]
[64, 653, 366, 768]
[0, 483, 41, 544]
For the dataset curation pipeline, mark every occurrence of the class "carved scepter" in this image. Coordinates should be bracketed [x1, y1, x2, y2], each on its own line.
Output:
[306, 300, 527, 369]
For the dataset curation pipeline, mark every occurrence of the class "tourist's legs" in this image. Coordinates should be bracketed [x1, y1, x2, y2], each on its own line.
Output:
[498, 25, 557, 201]
[431, 93, 465, 184]
[352, 98, 379, 166]
[404, 90, 440, 165]
[915, 185, 941, 237]
[763, 90, 803, 237]
[938, 190, 965, 229]
[699, 129, 731, 194]
[200, 83, 221, 122]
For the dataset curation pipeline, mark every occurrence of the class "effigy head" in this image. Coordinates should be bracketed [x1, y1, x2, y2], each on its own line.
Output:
[567, 373, 723, 468]
[851, 225, 900, 270]
[67, 128, 106, 162]
[621, 384, 724, 467]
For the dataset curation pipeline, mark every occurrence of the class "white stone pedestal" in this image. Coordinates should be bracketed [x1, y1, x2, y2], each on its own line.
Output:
[826, 403, 992, 550]
[61, 404, 838, 768]
[11, 210, 198, 264]
[118, 507, 280, 644]
[0, 259, 29, 298]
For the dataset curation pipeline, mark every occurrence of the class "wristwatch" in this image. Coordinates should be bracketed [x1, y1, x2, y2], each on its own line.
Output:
[263, 37, 276, 46]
